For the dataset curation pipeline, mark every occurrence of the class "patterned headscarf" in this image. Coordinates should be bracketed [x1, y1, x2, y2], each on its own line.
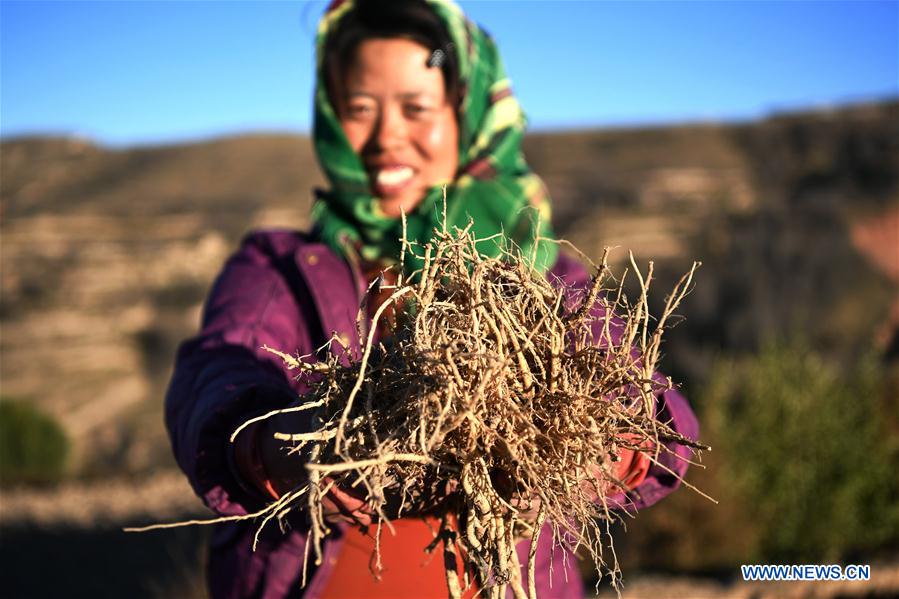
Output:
[311, 0, 558, 273]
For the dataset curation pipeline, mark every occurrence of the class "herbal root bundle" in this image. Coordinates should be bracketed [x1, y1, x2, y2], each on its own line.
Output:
[238, 222, 705, 599]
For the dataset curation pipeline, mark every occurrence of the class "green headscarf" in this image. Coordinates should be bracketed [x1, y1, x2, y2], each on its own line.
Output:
[311, 0, 558, 273]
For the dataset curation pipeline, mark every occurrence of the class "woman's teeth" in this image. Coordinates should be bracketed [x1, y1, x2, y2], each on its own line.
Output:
[376, 166, 414, 187]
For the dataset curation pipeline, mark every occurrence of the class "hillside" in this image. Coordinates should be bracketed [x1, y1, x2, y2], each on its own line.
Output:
[2, 101, 896, 483]
[1, 100, 897, 598]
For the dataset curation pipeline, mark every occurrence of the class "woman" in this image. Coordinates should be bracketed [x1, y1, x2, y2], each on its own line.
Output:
[165, 1, 699, 597]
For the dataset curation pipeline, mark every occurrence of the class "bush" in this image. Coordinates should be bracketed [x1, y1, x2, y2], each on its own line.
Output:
[0, 399, 70, 486]
[704, 341, 899, 562]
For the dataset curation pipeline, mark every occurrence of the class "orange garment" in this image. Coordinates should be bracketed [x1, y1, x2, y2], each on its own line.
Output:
[361, 260, 400, 340]
[317, 445, 650, 599]
[320, 516, 478, 599]
[321, 262, 648, 597]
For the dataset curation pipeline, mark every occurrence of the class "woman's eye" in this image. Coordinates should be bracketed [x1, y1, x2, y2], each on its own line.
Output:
[346, 105, 373, 118]
[405, 104, 431, 118]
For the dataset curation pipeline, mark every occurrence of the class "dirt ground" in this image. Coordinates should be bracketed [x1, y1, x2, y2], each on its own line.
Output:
[2, 473, 897, 598]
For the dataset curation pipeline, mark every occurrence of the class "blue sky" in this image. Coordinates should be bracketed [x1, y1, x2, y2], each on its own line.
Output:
[2, 0, 897, 147]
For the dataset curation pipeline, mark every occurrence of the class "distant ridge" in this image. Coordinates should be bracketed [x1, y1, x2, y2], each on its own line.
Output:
[1, 98, 895, 483]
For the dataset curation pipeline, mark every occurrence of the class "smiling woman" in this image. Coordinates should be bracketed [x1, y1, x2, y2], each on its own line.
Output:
[162, 0, 697, 597]
[336, 37, 459, 216]
[309, 0, 560, 275]
[321, 0, 461, 218]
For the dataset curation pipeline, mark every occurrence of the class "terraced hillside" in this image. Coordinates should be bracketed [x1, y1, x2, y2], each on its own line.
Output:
[1, 100, 896, 510]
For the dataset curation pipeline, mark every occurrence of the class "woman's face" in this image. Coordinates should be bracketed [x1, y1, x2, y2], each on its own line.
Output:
[337, 38, 459, 217]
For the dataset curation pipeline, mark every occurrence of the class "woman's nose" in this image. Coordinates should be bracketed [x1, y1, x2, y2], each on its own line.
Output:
[371, 105, 407, 151]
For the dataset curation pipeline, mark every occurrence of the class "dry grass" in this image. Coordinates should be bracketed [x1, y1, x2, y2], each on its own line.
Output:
[226, 213, 705, 598]
[126, 203, 706, 598]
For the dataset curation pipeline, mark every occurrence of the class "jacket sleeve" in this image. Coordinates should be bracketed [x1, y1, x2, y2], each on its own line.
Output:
[164, 233, 314, 517]
[550, 254, 700, 512]
[611, 377, 699, 511]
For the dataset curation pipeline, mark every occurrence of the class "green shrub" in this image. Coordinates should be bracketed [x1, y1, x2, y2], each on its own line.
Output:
[0, 399, 70, 486]
[704, 341, 899, 562]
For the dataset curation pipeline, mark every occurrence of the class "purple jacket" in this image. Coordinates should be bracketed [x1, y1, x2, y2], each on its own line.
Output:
[165, 229, 699, 599]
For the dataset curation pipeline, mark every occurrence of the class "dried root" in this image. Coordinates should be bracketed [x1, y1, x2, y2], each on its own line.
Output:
[128, 219, 707, 598]
[256, 222, 704, 598]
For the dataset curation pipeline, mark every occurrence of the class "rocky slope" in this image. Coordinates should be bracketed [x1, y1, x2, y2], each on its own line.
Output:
[1, 100, 896, 497]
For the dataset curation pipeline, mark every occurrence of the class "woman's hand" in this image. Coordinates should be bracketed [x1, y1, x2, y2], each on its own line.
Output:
[582, 435, 653, 502]
[320, 478, 376, 526]
[232, 400, 315, 501]
[234, 404, 381, 527]
[503, 435, 653, 520]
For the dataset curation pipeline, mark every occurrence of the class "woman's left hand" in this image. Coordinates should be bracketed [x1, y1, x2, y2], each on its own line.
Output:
[509, 435, 653, 519]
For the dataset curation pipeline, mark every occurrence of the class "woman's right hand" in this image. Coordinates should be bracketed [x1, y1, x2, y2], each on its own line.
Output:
[254, 409, 315, 498]
[234, 406, 378, 526]
[232, 393, 317, 498]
